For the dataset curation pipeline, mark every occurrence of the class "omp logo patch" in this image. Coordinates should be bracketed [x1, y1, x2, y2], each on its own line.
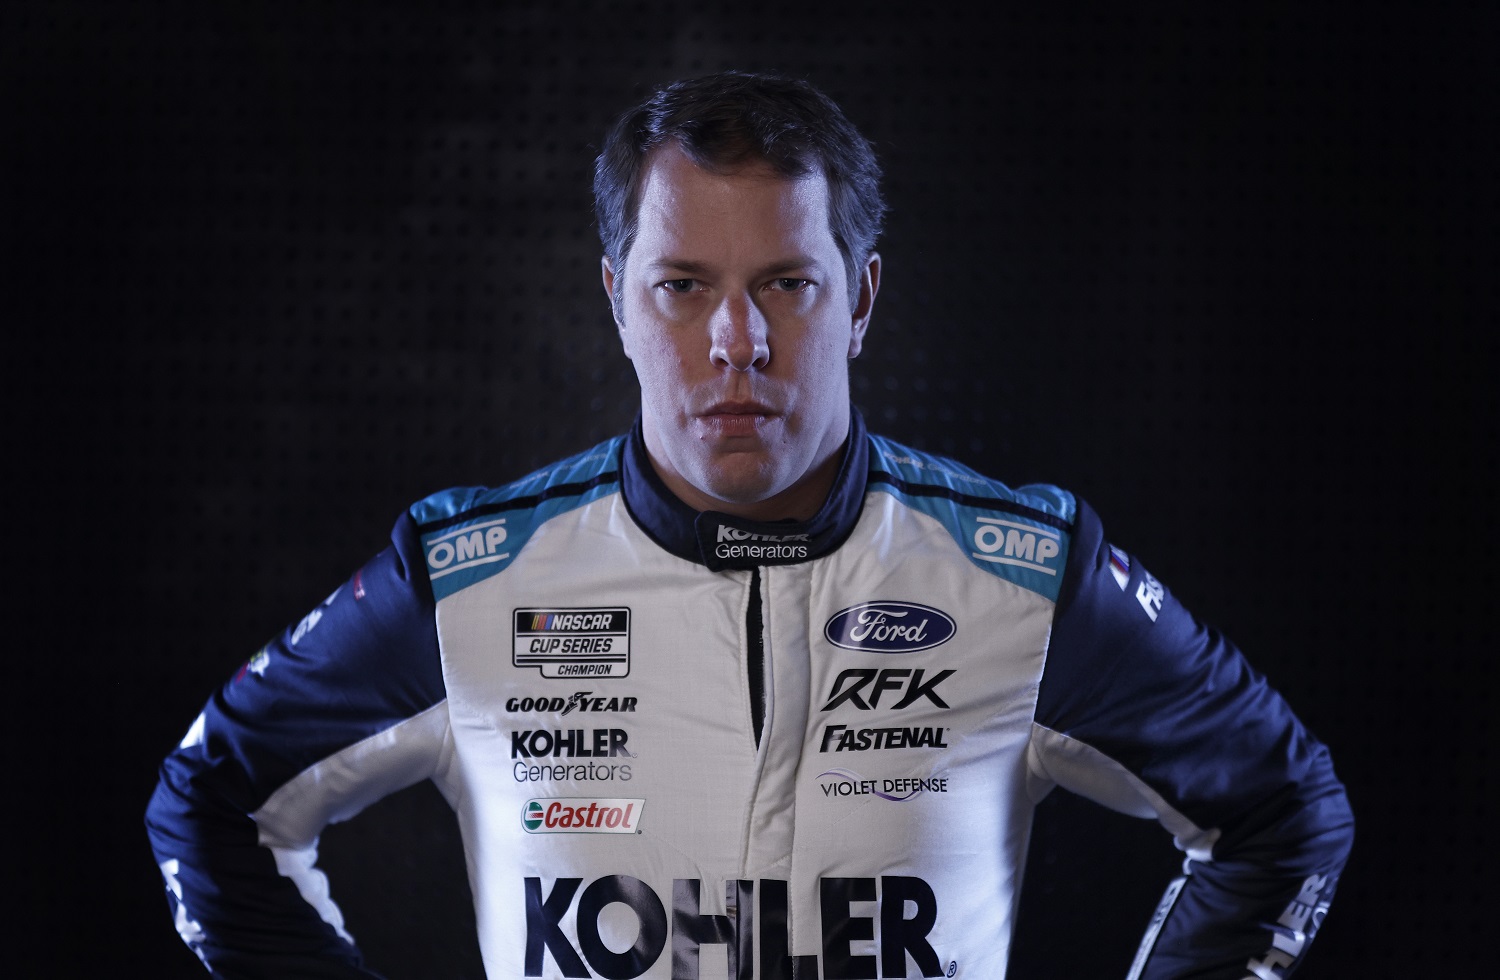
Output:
[522, 798, 643, 834]
[514, 607, 631, 678]
[971, 516, 1061, 575]
[424, 518, 509, 580]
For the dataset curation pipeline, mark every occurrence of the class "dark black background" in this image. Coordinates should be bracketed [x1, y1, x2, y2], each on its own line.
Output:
[6, 2, 1495, 976]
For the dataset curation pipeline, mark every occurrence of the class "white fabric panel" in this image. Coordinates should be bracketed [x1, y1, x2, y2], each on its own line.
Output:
[253, 701, 453, 848]
[1125, 875, 1187, 980]
[1028, 722, 1220, 862]
[179, 711, 206, 749]
[250, 702, 453, 937]
[267, 843, 354, 944]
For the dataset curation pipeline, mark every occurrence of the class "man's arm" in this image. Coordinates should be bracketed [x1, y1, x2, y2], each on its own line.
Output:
[145, 513, 448, 978]
[1030, 498, 1354, 979]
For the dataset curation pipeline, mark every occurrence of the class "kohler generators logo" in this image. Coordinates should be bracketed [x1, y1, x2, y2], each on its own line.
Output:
[824, 601, 956, 654]
[524, 875, 950, 978]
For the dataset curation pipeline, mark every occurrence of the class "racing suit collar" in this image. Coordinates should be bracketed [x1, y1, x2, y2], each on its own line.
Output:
[621, 407, 870, 570]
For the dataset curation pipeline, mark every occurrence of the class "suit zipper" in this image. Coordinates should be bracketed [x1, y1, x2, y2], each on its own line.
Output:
[747, 566, 765, 747]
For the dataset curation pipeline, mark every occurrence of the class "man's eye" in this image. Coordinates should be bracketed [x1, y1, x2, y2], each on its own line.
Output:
[771, 278, 810, 292]
[659, 279, 697, 293]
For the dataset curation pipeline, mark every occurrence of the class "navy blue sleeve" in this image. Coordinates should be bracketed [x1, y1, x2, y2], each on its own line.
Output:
[144, 512, 446, 978]
[1036, 499, 1354, 980]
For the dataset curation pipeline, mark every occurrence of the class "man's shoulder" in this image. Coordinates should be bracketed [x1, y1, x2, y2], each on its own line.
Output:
[863, 433, 1080, 601]
[407, 435, 625, 531]
[864, 432, 1075, 527]
[396, 437, 625, 599]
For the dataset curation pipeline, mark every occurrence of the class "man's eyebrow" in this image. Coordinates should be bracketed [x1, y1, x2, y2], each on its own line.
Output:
[643, 258, 715, 277]
[643, 256, 824, 277]
[758, 257, 822, 276]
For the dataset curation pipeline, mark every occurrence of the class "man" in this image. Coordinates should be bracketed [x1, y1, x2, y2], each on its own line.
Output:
[148, 71, 1353, 979]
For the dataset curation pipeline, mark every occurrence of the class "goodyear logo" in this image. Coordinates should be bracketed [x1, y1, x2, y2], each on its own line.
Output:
[425, 518, 509, 580]
[514, 607, 631, 678]
[970, 516, 1061, 575]
[522, 798, 643, 834]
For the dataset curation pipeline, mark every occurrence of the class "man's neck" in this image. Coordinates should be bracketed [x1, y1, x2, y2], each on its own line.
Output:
[647, 445, 846, 522]
[618, 411, 870, 569]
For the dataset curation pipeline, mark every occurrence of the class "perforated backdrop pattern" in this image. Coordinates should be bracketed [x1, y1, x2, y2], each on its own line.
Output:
[5, 2, 1495, 976]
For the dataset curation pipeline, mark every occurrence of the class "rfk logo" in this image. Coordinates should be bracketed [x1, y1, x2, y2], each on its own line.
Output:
[821, 668, 956, 711]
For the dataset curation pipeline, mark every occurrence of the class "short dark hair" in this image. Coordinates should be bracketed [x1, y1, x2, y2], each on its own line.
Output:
[594, 70, 886, 308]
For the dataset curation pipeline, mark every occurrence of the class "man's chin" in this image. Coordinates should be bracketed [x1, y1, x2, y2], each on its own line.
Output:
[682, 454, 799, 507]
[693, 471, 782, 511]
[651, 436, 835, 520]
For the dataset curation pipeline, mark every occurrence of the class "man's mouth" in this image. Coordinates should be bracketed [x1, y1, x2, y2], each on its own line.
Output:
[701, 399, 776, 417]
[697, 401, 778, 437]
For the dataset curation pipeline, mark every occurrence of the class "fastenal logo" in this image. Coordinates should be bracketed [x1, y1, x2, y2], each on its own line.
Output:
[824, 601, 956, 654]
[425, 518, 509, 580]
[1136, 570, 1164, 622]
[970, 517, 1061, 575]
[513, 608, 631, 678]
[522, 798, 643, 834]
[819, 724, 950, 752]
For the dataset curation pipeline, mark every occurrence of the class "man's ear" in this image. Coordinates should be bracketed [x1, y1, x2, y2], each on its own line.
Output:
[848, 251, 881, 359]
[601, 256, 631, 358]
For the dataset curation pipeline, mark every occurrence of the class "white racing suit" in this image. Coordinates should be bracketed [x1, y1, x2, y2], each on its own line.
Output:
[146, 410, 1353, 978]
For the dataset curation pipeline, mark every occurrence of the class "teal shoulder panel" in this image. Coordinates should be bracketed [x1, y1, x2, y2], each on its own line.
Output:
[409, 437, 624, 601]
[866, 435, 1076, 602]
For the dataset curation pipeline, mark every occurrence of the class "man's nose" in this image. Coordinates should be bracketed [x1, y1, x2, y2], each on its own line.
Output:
[708, 293, 770, 371]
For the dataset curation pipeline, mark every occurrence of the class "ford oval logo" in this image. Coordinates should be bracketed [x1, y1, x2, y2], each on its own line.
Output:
[824, 601, 956, 654]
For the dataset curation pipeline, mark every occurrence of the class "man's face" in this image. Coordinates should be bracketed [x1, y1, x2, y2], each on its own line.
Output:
[603, 143, 879, 521]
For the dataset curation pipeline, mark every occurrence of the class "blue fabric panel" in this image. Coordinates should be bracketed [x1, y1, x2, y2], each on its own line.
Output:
[411, 437, 623, 600]
[145, 512, 443, 976]
[1039, 498, 1354, 978]
[866, 434, 1076, 602]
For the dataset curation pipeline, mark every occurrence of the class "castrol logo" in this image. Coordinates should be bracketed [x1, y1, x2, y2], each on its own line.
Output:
[522, 798, 643, 834]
